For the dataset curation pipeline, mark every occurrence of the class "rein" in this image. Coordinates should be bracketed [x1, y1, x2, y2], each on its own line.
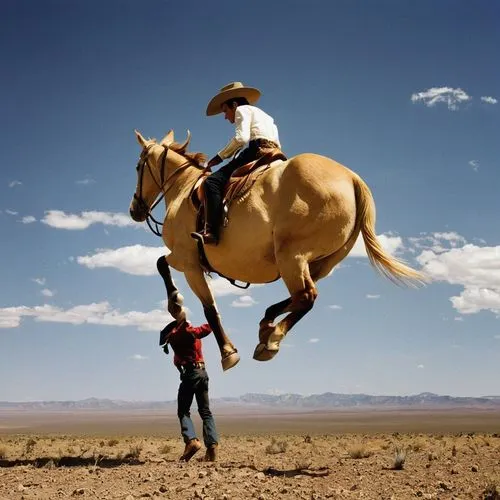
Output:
[135, 144, 192, 236]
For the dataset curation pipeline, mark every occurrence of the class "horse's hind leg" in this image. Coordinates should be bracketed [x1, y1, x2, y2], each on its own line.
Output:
[254, 255, 318, 361]
[259, 298, 292, 338]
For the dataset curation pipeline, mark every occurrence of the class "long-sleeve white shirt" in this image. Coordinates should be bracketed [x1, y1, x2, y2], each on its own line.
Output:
[217, 105, 281, 160]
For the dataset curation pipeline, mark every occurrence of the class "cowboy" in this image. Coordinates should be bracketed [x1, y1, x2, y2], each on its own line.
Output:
[159, 308, 219, 462]
[191, 81, 282, 245]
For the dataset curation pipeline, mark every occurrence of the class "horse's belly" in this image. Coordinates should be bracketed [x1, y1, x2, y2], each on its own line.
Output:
[204, 221, 278, 284]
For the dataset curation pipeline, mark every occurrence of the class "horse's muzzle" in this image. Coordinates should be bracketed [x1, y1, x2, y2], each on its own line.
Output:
[129, 197, 147, 222]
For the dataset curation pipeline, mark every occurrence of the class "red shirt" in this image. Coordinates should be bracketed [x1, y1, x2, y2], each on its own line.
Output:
[167, 322, 212, 367]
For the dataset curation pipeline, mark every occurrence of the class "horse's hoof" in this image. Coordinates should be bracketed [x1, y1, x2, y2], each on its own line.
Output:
[253, 343, 279, 362]
[221, 351, 240, 371]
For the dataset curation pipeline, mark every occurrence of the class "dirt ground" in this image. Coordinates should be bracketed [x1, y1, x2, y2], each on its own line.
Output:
[1, 410, 500, 499]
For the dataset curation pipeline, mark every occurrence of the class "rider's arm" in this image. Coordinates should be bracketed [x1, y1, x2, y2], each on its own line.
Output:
[217, 106, 251, 160]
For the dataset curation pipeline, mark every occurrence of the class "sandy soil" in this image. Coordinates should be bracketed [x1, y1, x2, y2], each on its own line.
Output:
[1, 411, 499, 499]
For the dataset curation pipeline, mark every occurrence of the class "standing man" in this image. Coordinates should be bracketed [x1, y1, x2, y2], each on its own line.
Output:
[160, 307, 219, 462]
[191, 81, 282, 245]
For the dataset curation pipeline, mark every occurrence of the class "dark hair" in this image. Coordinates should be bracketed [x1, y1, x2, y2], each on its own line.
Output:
[223, 97, 249, 108]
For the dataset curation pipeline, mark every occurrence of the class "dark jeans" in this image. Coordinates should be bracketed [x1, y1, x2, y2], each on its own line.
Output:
[203, 140, 269, 237]
[177, 368, 218, 447]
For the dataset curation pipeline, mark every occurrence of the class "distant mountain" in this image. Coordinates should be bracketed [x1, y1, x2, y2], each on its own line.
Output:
[1, 393, 499, 411]
[239, 392, 500, 409]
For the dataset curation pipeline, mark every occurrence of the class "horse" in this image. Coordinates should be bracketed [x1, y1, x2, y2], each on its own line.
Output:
[129, 129, 425, 372]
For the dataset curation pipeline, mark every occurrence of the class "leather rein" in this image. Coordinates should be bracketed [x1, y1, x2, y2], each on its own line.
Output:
[134, 143, 190, 236]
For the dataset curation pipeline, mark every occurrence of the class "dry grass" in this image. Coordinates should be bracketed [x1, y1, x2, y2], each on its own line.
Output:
[392, 445, 408, 470]
[482, 477, 500, 500]
[158, 443, 172, 455]
[265, 437, 288, 454]
[0, 425, 499, 499]
[25, 437, 37, 455]
[127, 444, 143, 459]
[347, 442, 373, 459]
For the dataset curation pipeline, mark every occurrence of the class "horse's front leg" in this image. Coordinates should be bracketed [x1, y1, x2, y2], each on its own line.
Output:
[157, 256, 186, 321]
[184, 268, 240, 372]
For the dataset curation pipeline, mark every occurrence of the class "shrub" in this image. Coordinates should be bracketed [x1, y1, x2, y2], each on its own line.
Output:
[393, 446, 407, 470]
[482, 478, 500, 500]
[348, 443, 372, 459]
[265, 437, 288, 454]
[158, 444, 172, 455]
[25, 438, 37, 455]
[127, 444, 143, 459]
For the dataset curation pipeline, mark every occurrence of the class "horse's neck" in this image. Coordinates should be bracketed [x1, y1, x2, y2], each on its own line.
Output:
[165, 150, 202, 201]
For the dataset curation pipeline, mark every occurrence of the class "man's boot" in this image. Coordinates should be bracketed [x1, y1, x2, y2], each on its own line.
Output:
[180, 438, 201, 462]
[204, 443, 218, 462]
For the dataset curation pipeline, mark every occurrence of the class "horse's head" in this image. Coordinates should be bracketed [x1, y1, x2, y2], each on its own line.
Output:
[129, 129, 190, 222]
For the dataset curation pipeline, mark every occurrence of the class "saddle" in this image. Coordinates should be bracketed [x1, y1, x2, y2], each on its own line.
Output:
[190, 149, 287, 230]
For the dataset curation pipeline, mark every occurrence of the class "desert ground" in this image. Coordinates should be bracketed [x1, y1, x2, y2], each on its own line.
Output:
[1, 409, 499, 499]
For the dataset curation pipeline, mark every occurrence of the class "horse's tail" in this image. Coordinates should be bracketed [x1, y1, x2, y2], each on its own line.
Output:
[352, 174, 427, 287]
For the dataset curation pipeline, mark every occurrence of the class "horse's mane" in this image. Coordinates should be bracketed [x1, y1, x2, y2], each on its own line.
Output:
[169, 142, 207, 168]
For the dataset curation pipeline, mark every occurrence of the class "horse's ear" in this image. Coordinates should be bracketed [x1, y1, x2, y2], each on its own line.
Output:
[135, 130, 147, 147]
[176, 130, 191, 151]
[160, 130, 175, 147]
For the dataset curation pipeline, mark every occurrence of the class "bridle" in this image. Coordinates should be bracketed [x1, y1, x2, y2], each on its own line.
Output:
[133, 143, 190, 237]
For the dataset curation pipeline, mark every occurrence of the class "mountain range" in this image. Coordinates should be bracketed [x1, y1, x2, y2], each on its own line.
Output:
[1, 392, 500, 411]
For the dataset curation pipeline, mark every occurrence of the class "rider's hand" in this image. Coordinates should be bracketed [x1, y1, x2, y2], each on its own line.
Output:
[207, 155, 223, 168]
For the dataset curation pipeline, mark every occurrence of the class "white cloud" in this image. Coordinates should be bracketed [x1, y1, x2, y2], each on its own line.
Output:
[76, 178, 96, 185]
[481, 96, 497, 105]
[129, 354, 148, 361]
[208, 277, 247, 296]
[416, 241, 500, 315]
[328, 304, 343, 310]
[454, 316, 464, 322]
[411, 87, 471, 110]
[231, 295, 258, 308]
[5, 209, 18, 216]
[8, 181, 22, 188]
[417, 364, 424, 369]
[350, 233, 403, 258]
[308, 338, 320, 343]
[32, 278, 46, 286]
[450, 288, 500, 315]
[41, 210, 136, 230]
[41, 289, 55, 297]
[77, 245, 169, 276]
[468, 160, 479, 172]
[366, 294, 380, 299]
[416, 244, 500, 289]
[76, 246, 260, 297]
[0, 302, 173, 331]
[408, 232, 467, 254]
[21, 216, 36, 224]
[207, 277, 262, 297]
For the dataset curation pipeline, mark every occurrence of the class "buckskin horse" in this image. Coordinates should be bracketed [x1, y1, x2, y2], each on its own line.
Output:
[129, 130, 425, 371]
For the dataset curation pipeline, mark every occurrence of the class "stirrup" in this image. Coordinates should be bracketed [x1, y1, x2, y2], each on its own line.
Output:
[191, 231, 218, 246]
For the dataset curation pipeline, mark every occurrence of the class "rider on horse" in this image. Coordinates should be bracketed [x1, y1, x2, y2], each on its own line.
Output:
[192, 82, 282, 245]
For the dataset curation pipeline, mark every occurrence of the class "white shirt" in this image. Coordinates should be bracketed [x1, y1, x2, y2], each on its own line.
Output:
[218, 105, 281, 160]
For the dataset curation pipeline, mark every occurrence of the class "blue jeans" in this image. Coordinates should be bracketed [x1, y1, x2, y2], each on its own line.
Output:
[177, 368, 218, 447]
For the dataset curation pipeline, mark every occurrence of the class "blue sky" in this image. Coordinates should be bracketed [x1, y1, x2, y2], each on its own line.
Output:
[1, 0, 499, 401]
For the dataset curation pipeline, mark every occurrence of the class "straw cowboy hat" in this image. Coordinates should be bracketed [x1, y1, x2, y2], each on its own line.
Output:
[206, 82, 261, 116]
